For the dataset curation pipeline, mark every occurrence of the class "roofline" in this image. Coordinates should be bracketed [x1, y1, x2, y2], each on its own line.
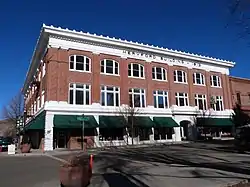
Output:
[22, 24, 236, 94]
[229, 76, 250, 83]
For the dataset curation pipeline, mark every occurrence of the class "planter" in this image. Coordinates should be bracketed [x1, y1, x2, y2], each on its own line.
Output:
[59, 153, 92, 187]
[20, 143, 31, 153]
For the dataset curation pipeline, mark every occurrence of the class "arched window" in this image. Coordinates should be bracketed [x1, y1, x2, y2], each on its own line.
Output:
[69, 55, 91, 72]
[152, 67, 167, 81]
[100, 59, 119, 75]
[128, 63, 144, 78]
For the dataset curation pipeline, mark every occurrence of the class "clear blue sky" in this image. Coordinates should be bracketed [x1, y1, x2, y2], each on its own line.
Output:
[0, 0, 249, 110]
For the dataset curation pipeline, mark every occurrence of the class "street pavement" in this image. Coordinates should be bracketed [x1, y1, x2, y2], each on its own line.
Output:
[1, 142, 250, 187]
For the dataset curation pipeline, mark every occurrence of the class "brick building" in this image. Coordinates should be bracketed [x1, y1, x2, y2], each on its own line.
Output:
[22, 24, 235, 151]
[229, 76, 250, 114]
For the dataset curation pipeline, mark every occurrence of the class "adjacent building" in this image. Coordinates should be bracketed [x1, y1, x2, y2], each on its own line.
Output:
[22, 24, 235, 151]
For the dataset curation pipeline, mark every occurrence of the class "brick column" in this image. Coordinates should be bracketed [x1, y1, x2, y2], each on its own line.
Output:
[120, 58, 129, 105]
[146, 62, 153, 106]
[188, 69, 194, 106]
[168, 66, 175, 106]
[221, 74, 230, 109]
[92, 53, 101, 103]
[205, 71, 211, 105]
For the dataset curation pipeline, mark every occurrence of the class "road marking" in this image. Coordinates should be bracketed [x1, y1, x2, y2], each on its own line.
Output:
[45, 154, 69, 164]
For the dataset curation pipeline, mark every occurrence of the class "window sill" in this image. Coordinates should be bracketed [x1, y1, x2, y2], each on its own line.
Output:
[128, 76, 145, 80]
[193, 84, 206, 86]
[152, 79, 168, 82]
[211, 86, 222, 88]
[100, 73, 120, 77]
[174, 81, 188, 85]
[69, 69, 91, 73]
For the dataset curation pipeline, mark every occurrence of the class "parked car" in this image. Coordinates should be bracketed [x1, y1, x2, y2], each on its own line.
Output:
[234, 125, 250, 151]
[0, 137, 14, 152]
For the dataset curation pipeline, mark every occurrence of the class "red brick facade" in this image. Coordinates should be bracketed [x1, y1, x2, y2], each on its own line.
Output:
[24, 48, 232, 111]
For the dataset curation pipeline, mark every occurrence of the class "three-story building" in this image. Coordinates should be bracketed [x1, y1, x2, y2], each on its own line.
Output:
[22, 24, 235, 151]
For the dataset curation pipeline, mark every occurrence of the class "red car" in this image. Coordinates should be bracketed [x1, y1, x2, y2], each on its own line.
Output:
[60, 153, 93, 187]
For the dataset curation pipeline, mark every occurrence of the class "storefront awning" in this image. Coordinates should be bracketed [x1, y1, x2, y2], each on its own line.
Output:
[129, 116, 155, 128]
[153, 117, 179, 128]
[25, 112, 45, 130]
[99, 116, 126, 128]
[53, 115, 98, 128]
[196, 117, 233, 127]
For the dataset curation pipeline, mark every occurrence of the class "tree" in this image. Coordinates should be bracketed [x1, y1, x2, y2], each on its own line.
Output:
[231, 103, 250, 128]
[227, 0, 250, 40]
[118, 105, 140, 145]
[1, 92, 24, 137]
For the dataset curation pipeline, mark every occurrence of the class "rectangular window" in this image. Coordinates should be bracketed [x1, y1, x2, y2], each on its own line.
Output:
[210, 75, 221, 87]
[174, 70, 187, 83]
[100, 86, 120, 106]
[153, 90, 168, 108]
[41, 91, 45, 107]
[129, 88, 146, 108]
[37, 97, 40, 110]
[42, 62, 46, 77]
[69, 83, 91, 105]
[175, 92, 189, 106]
[211, 96, 224, 111]
[194, 94, 207, 110]
[236, 93, 241, 105]
[193, 73, 205, 85]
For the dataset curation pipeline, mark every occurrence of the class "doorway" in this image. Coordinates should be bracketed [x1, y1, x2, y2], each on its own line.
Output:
[56, 131, 68, 148]
[180, 120, 191, 140]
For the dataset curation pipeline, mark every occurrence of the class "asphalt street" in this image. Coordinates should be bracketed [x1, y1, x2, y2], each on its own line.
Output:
[1, 142, 250, 187]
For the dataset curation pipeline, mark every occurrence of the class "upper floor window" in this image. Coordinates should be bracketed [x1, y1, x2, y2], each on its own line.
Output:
[128, 63, 144, 78]
[42, 62, 46, 77]
[153, 90, 168, 109]
[236, 92, 241, 105]
[174, 70, 187, 83]
[69, 83, 90, 105]
[101, 86, 120, 106]
[129, 88, 146, 107]
[152, 67, 167, 81]
[211, 96, 224, 111]
[175, 92, 189, 106]
[210, 75, 221, 87]
[101, 59, 119, 75]
[193, 73, 205, 85]
[41, 90, 45, 107]
[69, 55, 91, 72]
[195, 94, 207, 110]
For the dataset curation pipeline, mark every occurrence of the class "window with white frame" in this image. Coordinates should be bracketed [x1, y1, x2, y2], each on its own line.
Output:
[101, 59, 119, 75]
[211, 96, 224, 111]
[31, 104, 34, 115]
[42, 62, 46, 77]
[34, 101, 37, 113]
[101, 86, 120, 106]
[210, 75, 221, 87]
[41, 91, 45, 107]
[175, 92, 189, 106]
[69, 55, 91, 72]
[37, 97, 40, 110]
[174, 70, 187, 83]
[153, 90, 169, 108]
[128, 63, 144, 78]
[195, 94, 207, 110]
[129, 88, 146, 107]
[69, 83, 91, 105]
[193, 73, 205, 85]
[152, 67, 167, 81]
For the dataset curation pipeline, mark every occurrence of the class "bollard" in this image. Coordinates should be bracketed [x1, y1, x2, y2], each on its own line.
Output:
[89, 154, 93, 170]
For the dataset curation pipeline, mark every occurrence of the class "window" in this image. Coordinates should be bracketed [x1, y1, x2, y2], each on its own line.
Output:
[248, 93, 250, 103]
[101, 86, 120, 106]
[174, 70, 187, 83]
[128, 63, 144, 78]
[101, 59, 119, 75]
[34, 101, 37, 113]
[193, 73, 205, 85]
[42, 62, 46, 77]
[129, 88, 146, 107]
[153, 90, 169, 108]
[38, 72, 41, 81]
[152, 67, 167, 81]
[175, 93, 189, 106]
[69, 83, 90, 105]
[210, 75, 221, 87]
[41, 91, 45, 107]
[236, 93, 241, 105]
[195, 94, 207, 110]
[37, 97, 40, 110]
[69, 55, 91, 72]
[211, 96, 224, 111]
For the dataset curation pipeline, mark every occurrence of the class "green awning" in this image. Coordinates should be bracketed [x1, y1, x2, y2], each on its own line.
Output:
[153, 117, 179, 128]
[53, 115, 98, 128]
[129, 116, 155, 128]
[99, 116, 126, 128]
[25, 112, 45, 130]
[196, 117, 234, 127]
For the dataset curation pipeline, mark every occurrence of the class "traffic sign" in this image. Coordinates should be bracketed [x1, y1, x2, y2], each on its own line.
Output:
[76, 116, 89, 121]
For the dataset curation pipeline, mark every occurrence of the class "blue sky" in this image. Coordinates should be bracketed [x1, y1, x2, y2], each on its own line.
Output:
[0, 0, 249, 110]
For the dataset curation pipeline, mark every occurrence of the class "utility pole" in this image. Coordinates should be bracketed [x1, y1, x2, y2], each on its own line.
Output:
[81, 114, 85, 151]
